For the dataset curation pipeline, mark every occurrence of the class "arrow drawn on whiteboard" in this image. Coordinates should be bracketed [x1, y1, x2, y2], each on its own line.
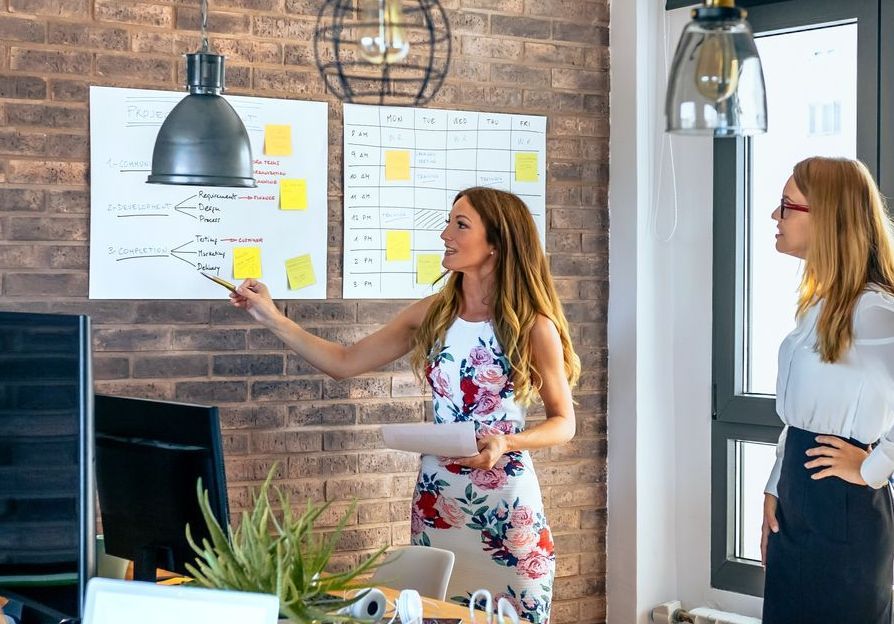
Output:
[174, 195, 198, 219]
[170, 239, 197, 267]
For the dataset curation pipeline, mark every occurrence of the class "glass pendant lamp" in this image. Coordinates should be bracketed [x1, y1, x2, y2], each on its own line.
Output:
[665, 0, 768, 137]
[147, 0, 255, 187]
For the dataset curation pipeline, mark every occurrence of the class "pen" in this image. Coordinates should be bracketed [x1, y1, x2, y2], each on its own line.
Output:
[200, 272, 237, 293]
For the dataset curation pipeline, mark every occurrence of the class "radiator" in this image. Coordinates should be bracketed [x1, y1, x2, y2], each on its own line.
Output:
[652, 601, 761, 624]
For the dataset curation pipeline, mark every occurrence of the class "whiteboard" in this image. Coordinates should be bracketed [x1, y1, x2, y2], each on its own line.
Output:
[89, 86, 328, 299]
[342, 103, 547, 300]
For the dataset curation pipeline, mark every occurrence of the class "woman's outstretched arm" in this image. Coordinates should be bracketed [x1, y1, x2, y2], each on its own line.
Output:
[231, 278, 435, 380]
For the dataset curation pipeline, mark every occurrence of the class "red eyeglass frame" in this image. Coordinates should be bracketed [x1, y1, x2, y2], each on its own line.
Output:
[780, 199, 809, 219]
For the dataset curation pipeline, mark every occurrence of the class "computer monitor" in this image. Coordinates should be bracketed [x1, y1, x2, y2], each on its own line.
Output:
[93, 395, 229, 583]
[0, 311, 95, 622]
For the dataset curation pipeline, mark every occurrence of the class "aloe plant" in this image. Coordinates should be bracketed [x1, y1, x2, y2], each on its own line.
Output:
[185, 464, 386, 623]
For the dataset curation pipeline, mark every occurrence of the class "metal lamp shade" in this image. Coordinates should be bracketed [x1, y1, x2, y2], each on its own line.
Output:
[148, 53, 256, 187]
[665, 16, 767, 137]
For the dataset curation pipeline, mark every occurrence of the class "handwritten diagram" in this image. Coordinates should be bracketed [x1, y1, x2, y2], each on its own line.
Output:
[89, 86, 328, 299]
[343, 104, 547, 300]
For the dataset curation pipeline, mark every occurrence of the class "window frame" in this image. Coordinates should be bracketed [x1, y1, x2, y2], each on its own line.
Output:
[710, 0, 885, 597]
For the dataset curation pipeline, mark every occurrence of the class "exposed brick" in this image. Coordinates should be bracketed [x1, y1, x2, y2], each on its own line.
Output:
[215, 0, 284, 10]
[9, 48, 91, 74]
[490, 14, 550, 39]
[0, 188, 44, 211]
[322, 376, 391, 400]
[46, 241, 88, 266]
[44, 133, 87, 159]
[213, 353, 284, 376]
[551, 68, 609, 92]
[173, 328, 246, 350]
[462, 35, 523, 60]
[5, 103, 86, 129]
[95, 0, 172, 27]
[49, 79, 87, 102]
[133, 354, 209, 378]
[219, 404, 285, 429]
[175, 380, 248, 403]
[0, 17, 45, 43]
[325, 475, 391, 501]
[96, 54, 174, 83]
[48, 22, 128, 50]
[288, 402, 355, 426]
[6, 216, 87, 241]
[553, 21, 609, 45]
[92, 356, 130, 380]
[251, 15, 315, 40]
[356, 400, 424, 425]
[3, 271, 85, 296]
[251, 378, 323, 401]
[357, 451, 419, 473]
[462, 0, 522, 10]
[46, 189, 88, 212]
[0, 74, 47, 99]
[9, 0, 88, 17]
[175, 8, 251, 35]
[323, 428, 381, 451]
[93, 327, 171, 351]
[525, 42, 585, 67]
[287, 452, 356, 477]
[131, 32, 174, 54]
[253, 430, 322, 454]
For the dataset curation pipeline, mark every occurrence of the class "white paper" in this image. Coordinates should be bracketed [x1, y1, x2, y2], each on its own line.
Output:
[89, 86, 329, 300]
[343, 103, 547, 299]
[380, 421, 478, 457]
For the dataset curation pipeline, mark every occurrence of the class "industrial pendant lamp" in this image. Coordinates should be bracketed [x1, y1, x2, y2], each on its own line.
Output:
[147, 0, 255, 187]
[665, 0, 767, 137]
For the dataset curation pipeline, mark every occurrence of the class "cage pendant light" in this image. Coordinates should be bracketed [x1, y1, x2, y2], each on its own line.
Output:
[665, 0, 768, 137]
[147, 0, 255, 187]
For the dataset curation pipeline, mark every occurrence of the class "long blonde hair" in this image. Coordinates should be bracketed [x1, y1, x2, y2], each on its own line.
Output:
[793, 156, 894, 362]
[410, 187, 580, 404]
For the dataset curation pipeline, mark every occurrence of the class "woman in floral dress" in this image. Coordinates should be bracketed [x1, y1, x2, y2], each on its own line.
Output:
[230, 187, 580, 623]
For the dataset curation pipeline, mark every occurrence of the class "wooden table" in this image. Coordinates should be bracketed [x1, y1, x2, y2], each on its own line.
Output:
[378, 586, 488, 622]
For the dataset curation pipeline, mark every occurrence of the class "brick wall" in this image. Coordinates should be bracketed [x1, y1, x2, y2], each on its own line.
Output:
[0, 0, 608, 620]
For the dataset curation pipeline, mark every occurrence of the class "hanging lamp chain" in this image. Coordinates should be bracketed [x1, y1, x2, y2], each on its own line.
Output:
[199, 0, 209, 52]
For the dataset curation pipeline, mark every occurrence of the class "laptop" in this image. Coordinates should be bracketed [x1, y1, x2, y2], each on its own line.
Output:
[82, 578, 280, 624]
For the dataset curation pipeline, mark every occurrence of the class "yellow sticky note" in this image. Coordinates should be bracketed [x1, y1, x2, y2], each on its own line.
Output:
[264, 124, 292, 156]
[384, 150, 411, 181]
[285, 254, 316, 290]
[385, 230, 411, 261]
[515, 152, 538, 182]
[280, 179, 307, 210]
[416, 254, 443, 285]
[233, 247, 262, 279]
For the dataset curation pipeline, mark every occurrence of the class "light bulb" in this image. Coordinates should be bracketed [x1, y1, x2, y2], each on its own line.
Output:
[694, 32, 739, 102]
[357, 0, 410, 65]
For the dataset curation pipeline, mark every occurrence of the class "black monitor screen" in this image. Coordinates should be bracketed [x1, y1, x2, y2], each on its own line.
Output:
[93, 395, 229, 582]
[0, 311, 94, 620]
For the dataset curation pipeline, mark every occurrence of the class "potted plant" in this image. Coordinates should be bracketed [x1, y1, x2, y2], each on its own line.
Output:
[185, 464, 385, 623]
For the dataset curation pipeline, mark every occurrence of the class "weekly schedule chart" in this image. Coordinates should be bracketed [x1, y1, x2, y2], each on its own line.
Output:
[342, 103, 547, 300]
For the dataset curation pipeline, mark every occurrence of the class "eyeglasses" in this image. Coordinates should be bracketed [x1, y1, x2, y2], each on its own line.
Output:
[780, 198, 809, 219]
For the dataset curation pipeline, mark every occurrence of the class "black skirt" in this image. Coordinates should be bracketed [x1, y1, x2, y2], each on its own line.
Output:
[763, 426, 894, 624]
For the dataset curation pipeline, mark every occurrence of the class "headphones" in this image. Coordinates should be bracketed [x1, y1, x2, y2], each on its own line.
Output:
[469, 589, 521, 624]
[339, 588, 423, 623]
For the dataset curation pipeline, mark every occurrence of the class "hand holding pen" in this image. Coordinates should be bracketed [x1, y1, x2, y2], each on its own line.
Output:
[228, 278, 283, 326]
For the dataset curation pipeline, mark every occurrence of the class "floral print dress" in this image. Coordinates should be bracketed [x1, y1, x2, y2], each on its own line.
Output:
[411, 317, 555, 624]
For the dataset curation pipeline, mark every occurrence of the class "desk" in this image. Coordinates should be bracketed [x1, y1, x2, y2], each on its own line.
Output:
[377, 586, 487, 622]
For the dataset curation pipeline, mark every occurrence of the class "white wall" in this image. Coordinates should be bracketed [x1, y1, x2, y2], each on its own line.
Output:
[608, 2, 764, 620]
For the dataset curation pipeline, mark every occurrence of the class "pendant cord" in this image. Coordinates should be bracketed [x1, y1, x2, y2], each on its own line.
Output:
[200, 0, 209, 52]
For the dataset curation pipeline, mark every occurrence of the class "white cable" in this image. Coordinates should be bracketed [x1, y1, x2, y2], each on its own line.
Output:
[651, 10, 680, 243]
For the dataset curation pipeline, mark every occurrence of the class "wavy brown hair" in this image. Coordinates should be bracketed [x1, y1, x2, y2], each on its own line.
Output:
[793, 157, 894, 362]
[410, 187, 580, 404]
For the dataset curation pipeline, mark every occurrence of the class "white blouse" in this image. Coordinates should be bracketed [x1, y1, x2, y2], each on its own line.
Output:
[766, 288, 894, 495]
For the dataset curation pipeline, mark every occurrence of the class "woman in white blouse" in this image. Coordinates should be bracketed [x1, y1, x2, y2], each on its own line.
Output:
[761, 156, 894, 623]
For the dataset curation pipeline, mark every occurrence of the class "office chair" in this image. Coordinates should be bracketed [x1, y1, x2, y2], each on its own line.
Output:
[370, 545, 455, 601]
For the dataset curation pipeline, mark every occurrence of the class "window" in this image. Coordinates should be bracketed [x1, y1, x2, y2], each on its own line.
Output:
[710, 0, 891, 596]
